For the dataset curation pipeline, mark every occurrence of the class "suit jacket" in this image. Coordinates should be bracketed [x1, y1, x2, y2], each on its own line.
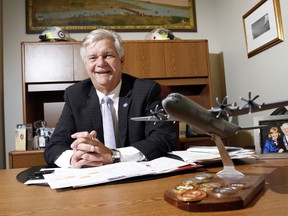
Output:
[277, 135, 288, 152]
[44, 73, 176, 166]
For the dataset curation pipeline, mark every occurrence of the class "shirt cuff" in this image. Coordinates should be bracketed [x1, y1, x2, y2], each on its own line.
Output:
[54, 147, 146, 167]
[54, 150, 73, 168]
[118, 146, 146, 162]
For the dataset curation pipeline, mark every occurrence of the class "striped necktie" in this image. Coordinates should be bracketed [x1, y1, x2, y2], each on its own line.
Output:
[102, 96, 116, 149]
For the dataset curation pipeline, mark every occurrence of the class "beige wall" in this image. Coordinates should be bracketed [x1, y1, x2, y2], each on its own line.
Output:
[2, 0, 288, 167]
[215, 0, 288, 147]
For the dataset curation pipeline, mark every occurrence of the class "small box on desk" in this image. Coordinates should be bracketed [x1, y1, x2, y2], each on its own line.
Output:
[15, 124, 33, 151]
[15, 127, 26, 151]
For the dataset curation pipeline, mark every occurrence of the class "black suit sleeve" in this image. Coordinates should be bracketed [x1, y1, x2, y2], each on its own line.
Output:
[44, 79, 98, 167]
[124, 78, 177, 160]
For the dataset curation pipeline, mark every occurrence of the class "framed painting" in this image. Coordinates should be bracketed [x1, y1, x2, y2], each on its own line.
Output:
[253, 115, 288, 159]
[26, 0, 197, 33]
[242, 0, 284, 58]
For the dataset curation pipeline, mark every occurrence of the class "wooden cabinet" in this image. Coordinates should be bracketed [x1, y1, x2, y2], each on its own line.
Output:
[21, 42, 89, 125]
[21, 40, 217, 147]
[9, 150, 46, 168]
[73, 43, 88, 81]
[123, 40, 209, 78]
[160, 40, 209, 77]
[123, 42, 166, 78]
[22, 42, 87, 83]
[123, 40, 212, 109]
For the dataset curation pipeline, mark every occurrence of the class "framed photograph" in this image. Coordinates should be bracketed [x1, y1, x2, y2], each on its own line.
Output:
[253, 115, 288, 159]
[242, 0, 284, 58]
[26, 0, 197, 33]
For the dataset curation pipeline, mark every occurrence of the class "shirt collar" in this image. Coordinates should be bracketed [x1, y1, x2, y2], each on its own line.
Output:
[97, 79, 122, 103]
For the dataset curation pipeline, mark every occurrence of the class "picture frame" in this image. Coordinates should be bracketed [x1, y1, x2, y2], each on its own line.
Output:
[253, 115, 288, 159]
[242, 0, 284, 58]
[26, 0, 197, 34]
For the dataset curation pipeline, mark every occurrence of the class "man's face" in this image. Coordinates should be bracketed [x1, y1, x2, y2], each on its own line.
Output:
[281, 124, 288, 135]
[84, 38, 124, 94]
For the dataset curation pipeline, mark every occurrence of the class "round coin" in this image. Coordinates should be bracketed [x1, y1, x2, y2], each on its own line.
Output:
[182, 178, 203, 186]
[195, 173, 213, 181]
[177, 189, 207, 202]
[227, 182, 250, 190]
[211, 187, 238, 197]
[175, 184, 196, 191]
[198, 182, 222, 192]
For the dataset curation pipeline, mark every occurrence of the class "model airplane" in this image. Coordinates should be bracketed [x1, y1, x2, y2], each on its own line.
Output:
[131, 92, 288, 179]
[132, 92, 288, 138]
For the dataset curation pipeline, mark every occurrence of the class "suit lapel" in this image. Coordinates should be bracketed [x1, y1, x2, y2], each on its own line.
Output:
[118, 78, 132, 147]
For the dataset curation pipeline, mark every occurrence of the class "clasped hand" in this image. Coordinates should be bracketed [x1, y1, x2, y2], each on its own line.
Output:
[70, 130, 112, 168]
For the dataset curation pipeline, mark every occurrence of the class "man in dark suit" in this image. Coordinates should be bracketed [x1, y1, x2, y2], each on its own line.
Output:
[277, 123, 288, 153]
[44, 29, 176, 168]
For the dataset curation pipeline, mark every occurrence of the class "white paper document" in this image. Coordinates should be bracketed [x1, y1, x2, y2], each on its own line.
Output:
[28, 157, 196, 189]
[171, 146, 255, 162]
[44, 162, 153, 189]
[24, 147, 255, 189]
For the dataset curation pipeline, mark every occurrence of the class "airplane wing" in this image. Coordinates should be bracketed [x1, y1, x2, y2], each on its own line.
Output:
[130, 116, 157, 121]
[130, 115, 177, 122]
[210, 92, 288, 117]
[131, 104, 177, 122]
[211, 101, 288, 117]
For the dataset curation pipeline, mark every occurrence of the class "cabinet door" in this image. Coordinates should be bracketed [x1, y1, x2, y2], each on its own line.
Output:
[165, 41, 209, 77]
[73, 44, 89, 81]
[23, 43, 74, 82]
[123, 42, 166, 78]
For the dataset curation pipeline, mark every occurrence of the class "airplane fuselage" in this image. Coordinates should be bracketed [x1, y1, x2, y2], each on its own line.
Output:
[162, 93, 241, 138]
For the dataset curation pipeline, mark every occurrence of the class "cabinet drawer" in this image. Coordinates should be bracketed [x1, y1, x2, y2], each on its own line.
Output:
[9, 150, 47, 169]
[123, 40, 209, 79]
[123, 42, 166, 78]
[165, 41, 209, 77]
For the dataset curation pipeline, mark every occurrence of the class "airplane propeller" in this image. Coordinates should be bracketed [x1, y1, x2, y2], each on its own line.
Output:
[214, 96, 234, 118]
[239, 91, 263, 113]
[149, 104, 167, 123]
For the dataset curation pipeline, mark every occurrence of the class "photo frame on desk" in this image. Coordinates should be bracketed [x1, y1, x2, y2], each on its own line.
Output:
[26, 0, 197, 33]
[242, 0, 284, 58]
[253, 115, 288, 159]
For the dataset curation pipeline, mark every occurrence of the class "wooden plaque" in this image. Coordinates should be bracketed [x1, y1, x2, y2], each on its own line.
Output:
[164, 174, 265, 211]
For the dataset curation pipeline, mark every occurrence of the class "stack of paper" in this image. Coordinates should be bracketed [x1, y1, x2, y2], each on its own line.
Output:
[25, 157, 201, 189]
[24, 146, 255, 189]
[170, 146, 256, 163]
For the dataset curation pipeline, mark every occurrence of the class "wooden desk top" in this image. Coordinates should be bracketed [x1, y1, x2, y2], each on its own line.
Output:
[1, 158, 288, 216]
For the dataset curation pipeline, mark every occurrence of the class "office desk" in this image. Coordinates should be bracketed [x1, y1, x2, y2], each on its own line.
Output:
[1, 158, 288, 216]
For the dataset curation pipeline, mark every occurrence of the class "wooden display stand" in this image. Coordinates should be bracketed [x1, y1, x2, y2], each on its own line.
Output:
[164, 174, 265, 211]
[164, 136, 265, 211]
